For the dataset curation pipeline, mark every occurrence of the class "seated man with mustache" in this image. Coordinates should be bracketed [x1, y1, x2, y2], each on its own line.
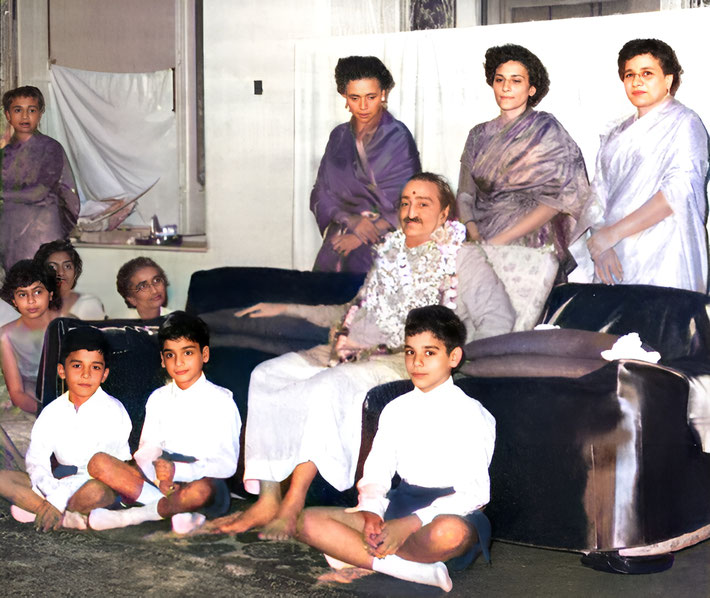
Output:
[209, 172, 515, 540]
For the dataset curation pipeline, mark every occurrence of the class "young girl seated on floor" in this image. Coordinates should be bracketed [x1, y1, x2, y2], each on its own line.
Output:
[34, 239, 106, 320]
[0, 260, 61, 413]
[299, 305, 496, 593]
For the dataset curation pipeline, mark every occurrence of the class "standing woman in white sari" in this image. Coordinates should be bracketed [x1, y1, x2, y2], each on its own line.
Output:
[571, 39, 709, 292]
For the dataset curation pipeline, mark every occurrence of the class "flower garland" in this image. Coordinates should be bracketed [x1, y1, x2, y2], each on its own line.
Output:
[358, 220, 466, 348]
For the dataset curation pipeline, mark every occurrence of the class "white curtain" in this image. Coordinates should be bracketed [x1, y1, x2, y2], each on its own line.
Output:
[44, 65, 178, 226]
[293, 10, 710, 270]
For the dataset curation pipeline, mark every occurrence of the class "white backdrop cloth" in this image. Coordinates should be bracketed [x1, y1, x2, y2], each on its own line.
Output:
[293, 9, 710, 270]
[45, 65, 178, 226]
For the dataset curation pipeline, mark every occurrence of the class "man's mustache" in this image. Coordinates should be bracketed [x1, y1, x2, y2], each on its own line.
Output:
[403, 217, 422, 224]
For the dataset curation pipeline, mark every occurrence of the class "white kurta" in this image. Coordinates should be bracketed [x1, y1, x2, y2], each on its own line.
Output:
[571, 98, 709, 292]
[243, 243, 514, 494]
[25, 387, 132, 511]
[354, 377, 496, 526]
[133, 374, 241, 483]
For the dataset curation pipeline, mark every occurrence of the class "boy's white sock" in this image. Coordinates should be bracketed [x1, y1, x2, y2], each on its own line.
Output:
[372, 555, 453, 592]
[136, 482, 164, 505]
[89, 501, 162, 530]
[62, 510, 88, 530]
[10, 504, 36, 523]
[171, 512, 206, 535]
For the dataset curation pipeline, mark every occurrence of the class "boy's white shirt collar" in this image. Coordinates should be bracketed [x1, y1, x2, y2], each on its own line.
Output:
[61, 386, 108, 411]
[410, 375, 455, 396]
[169, 372, 207, 394]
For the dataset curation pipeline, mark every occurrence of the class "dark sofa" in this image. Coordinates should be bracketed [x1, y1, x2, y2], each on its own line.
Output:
[362, 282, 710, 569]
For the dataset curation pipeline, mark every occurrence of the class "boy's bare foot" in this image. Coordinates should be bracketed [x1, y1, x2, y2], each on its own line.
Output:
[258, 499, 301, 541]
[203, 496, 280, 535]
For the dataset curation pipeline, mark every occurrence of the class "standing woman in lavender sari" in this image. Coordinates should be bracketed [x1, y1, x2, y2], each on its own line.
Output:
[457, 45, 589, 271]
[310, 56, 421, 273]
[0, 86, 80, 271]
[570, 39, 708, 292]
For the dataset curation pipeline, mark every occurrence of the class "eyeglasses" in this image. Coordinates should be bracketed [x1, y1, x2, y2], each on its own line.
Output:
[132, 276, 166, 294]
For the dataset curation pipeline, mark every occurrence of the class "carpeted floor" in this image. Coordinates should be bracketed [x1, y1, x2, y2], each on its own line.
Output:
[0, 377, 709, 597]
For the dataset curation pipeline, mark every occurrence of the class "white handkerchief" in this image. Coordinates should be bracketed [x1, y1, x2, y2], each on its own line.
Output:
[600, 332, 661, 363]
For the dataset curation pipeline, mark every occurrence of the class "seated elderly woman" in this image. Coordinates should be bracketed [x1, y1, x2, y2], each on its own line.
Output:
[116, 257, 171, 320]
[457, 44, 589, 272]
[310, 56, 421, 273]
[33, 240, 106, 320]
[570, 38, 709, 291]
[206, 173, 515, 541]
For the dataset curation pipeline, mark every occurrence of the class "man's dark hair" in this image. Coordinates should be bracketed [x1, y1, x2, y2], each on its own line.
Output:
[2, 85, 45, 113]
[404, 172, 456, 220]
[484, 44, 550, 108]
[405, 305, 466, 355]
[334, 56, 395, 95]
[617, 38, 682, 96]
[158, 311, 210, 351]
[60, 326, 111, 367]
[0, 259, 61, 311]
[34, 239, 84, 289]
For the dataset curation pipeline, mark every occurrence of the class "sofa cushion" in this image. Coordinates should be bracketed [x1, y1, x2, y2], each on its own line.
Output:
[540, 283, 710, 361]
[185, 267, 365, 315]
[479, 244, 559, 331]
[200, 310, 329, 355]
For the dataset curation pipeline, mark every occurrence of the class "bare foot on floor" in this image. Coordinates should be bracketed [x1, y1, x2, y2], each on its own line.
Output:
[195, 511, 245, 535]
[209, 498, 281, 536]
[258, 514, 297, 541]
[258, 498, 303, 541]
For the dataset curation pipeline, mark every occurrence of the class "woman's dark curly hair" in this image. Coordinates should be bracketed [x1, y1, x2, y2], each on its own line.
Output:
[116, 256, 169, 308]
[0, 259, 61, 312]
[33, 239, 83, 290]
[484, 44, 550, 108]
[617, 39, 682, 96]
[2, 85, 45, 113]
[334, 56, 395, 95]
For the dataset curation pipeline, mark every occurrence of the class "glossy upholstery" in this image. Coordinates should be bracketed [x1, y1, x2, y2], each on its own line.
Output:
[361, 283, 710, 552]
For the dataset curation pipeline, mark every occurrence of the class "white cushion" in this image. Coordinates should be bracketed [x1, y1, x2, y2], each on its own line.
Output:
[478, 244, 559, 331]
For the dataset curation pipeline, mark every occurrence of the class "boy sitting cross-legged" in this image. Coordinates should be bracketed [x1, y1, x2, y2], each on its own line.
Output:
[87, 311, 241, 533]
[0, 326, 132, 531]
[299, 305, 495, 593]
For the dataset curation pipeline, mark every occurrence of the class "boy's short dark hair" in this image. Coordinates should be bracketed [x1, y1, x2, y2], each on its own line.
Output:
[2, 85, 46, 113]
[404, 305, 466, 355]
[0, 259, 62, 311]
[60, 326, 111, 367]
[158, 311, 210, 351]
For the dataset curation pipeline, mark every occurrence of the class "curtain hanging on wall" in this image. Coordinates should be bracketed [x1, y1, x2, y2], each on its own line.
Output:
[44, 65, 178, 230]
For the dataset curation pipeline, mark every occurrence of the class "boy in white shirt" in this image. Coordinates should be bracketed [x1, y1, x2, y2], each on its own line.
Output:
[87, 311, 241, 534]
[0, 326, 132, 531]
[299, 305, 495, 592]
